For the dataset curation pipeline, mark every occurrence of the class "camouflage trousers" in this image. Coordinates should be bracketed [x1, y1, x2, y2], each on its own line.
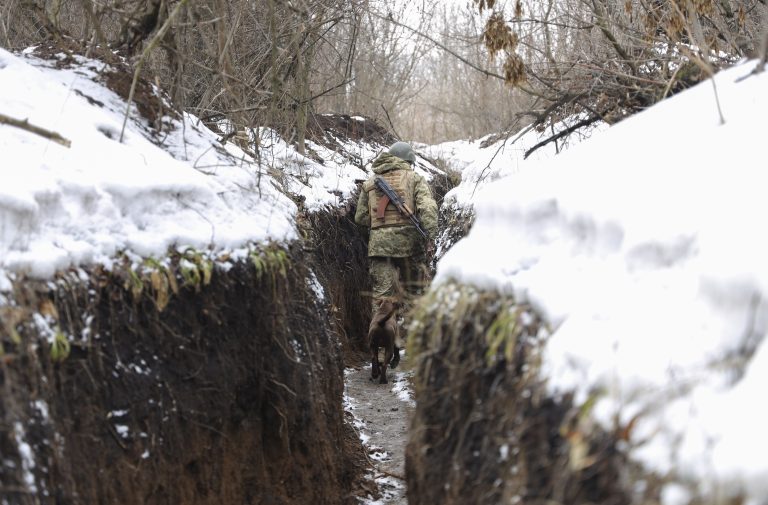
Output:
[369, 252, 429, 345]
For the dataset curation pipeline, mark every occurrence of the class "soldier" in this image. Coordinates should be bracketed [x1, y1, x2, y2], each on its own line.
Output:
[355, 141, 438, 368]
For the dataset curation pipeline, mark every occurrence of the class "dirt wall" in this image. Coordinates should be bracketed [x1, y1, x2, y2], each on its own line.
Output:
[405, 282, 631, 505]
[302, 205, 372, 362]
[0, 245, 363, 505]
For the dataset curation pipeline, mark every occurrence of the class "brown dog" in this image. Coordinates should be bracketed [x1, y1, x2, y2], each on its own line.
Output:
[369, 300, 398, 384]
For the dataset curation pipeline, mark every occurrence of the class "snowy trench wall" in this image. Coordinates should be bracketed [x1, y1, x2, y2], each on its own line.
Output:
[407, 59, 768, 505]
[405, 284, 630, 505]
[1, 248, 360, 504]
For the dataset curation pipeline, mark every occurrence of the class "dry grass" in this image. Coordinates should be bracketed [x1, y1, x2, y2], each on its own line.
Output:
[405, 282, 632, 505]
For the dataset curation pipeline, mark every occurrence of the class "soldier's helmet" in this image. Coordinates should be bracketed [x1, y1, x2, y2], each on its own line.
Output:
[388, 141, 416, 163]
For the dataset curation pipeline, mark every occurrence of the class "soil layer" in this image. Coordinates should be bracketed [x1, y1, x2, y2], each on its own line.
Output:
[0, 246, 364, 504]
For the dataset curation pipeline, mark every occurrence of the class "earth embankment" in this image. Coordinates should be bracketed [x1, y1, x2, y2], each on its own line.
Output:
[0, 245, 365, 504]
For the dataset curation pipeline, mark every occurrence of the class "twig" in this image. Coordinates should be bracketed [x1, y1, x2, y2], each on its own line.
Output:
[380, 104, 402, 140]
[735, 31, 768, 82]
[106, 423, 129, 450]
[182, 414, 230, 440]
[679, 48, 726, 125]
[200, 104, 267, 121]
[375, 13, 505, 81]
[709, 75, 726, 126]
[120, 0, 190, 142]
[174, 194, 216, 245]
[0, 486, 34, 495]
[374, 11, 550, 100]
[759, 31, 768, 72]
[662, 63, 685, 99]
[524, 115, 602, 159]
[299, 78, 354, 105]
[471, 128, 523, 199]
[591, 0, 637, 75]
[376, 469, 406, 480]
[0, 113, 71, 147]
[269, 378, 298, 397]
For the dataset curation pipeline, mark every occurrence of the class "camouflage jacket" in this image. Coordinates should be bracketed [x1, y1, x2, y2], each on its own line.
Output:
[355, 152, 438, 258]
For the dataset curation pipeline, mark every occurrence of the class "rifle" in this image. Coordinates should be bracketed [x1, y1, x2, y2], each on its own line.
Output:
[374, 177, 429, 239]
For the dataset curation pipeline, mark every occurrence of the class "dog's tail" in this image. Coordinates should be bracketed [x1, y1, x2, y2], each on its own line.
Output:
[371, 300, 397, 327]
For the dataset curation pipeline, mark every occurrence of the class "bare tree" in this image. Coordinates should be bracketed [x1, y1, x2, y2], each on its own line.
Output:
[469, 0, 767, 154]
[4, 0, 759, 147]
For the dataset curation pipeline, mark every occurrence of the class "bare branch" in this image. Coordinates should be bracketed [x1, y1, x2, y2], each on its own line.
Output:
[0, 112, 71, 147]
[373, 11, 507, 82]
[523, 114, 601, 159]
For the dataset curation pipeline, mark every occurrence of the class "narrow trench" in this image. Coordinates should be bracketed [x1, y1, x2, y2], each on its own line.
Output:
[305, 205, 416, 504]
[331, 168, 461, 505]
[0, 159, 459, 505]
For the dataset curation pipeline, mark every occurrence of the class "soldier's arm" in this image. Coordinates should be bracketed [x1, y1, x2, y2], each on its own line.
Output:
[414, 175, 438, 239]
[354, 184, 371, 227]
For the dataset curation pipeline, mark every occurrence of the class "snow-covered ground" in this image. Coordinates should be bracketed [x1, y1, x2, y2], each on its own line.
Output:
[0, 47, 439, 287]
[0, 47, 295, 282]
[435, 59, 768, 503]
[420, 114, 606, 207]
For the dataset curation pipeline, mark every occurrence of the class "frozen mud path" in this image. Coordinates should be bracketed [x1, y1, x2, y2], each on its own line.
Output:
[345, 353, 415, 505]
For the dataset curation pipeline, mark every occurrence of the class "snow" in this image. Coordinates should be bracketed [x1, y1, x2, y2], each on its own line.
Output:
[0, 46, 442, 284]
[7, 38, 764, 504]
[32, 400, 50, 421]
[307, 270, 326, 301]
[13, 422, 36, 493]
[421, 113, 606, 207]
[390, 351, 415, 407]
[360, 475, 405, 505]
[0, 48, 287, 280]
[0, 44, 450, 285]
[114, 424, 130, 438]
[435, 59, 768, 502]
[254, 128, 371, 210]
[32, 313, 57, 344]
